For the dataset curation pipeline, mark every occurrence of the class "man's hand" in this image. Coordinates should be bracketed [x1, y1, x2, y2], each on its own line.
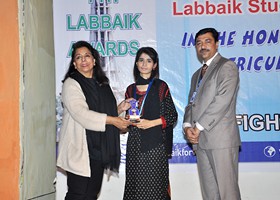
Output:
[184, 127, 199, 144]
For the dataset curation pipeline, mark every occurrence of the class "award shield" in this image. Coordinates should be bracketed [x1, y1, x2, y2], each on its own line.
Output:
[128, 99, 140, 123]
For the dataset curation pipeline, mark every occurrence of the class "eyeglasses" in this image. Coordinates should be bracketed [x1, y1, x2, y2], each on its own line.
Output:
[74, 53, 93, 62]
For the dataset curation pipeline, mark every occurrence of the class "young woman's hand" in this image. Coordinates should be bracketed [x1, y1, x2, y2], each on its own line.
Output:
[133, 118, 162, 130]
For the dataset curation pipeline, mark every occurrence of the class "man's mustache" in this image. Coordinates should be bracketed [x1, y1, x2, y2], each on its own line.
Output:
[200, 49, 209, 53]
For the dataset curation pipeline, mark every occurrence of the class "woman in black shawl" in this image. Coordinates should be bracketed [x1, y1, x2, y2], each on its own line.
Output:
[123, 47, 178, 200]
[57, 41, 131, 200]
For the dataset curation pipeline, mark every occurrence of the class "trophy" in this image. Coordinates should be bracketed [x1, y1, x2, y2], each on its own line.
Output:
[127, 99, 140, 123]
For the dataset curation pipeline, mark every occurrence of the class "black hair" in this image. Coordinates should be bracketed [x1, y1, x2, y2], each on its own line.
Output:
[133, 47, 159, 81]
[195, 28, 219, 43]
[63, 40, 109, 85]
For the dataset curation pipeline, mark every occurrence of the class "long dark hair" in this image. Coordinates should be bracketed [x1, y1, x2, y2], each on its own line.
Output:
[63, 40, 109, 85]
[133, 47, 159, 82]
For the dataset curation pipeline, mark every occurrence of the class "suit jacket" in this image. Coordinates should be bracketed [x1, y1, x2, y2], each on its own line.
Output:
[184, 53, 241, 149]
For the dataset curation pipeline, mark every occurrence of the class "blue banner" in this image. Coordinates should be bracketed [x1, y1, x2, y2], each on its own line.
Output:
[169, 142, 280, 163]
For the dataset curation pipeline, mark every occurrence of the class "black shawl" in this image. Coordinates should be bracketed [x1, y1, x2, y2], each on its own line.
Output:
[70, 71, 120, 172]
[128, 78, 177, 155]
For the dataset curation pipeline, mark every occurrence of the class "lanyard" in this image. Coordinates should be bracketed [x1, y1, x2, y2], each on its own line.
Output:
[190, 75, 203, 103]
[134, 79, 154, 115]
[190, 63, 208, 103]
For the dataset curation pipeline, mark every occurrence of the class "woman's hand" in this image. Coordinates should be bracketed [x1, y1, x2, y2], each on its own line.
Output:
[117, 98, 134, 115]
[133, 118, 162, 130]
[106, 116, 131, 131]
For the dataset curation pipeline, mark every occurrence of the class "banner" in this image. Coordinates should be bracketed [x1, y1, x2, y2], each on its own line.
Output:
[54, 0, 280, 164]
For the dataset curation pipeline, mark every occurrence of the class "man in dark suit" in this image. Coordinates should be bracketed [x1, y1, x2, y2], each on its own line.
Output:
[183, 28, 241, 200]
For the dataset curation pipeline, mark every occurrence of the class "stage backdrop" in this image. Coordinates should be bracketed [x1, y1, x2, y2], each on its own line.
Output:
[54, 0, 280, 168]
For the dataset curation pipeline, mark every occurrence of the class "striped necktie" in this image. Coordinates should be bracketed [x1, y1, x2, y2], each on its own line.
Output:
[201, 64, 208, 77]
